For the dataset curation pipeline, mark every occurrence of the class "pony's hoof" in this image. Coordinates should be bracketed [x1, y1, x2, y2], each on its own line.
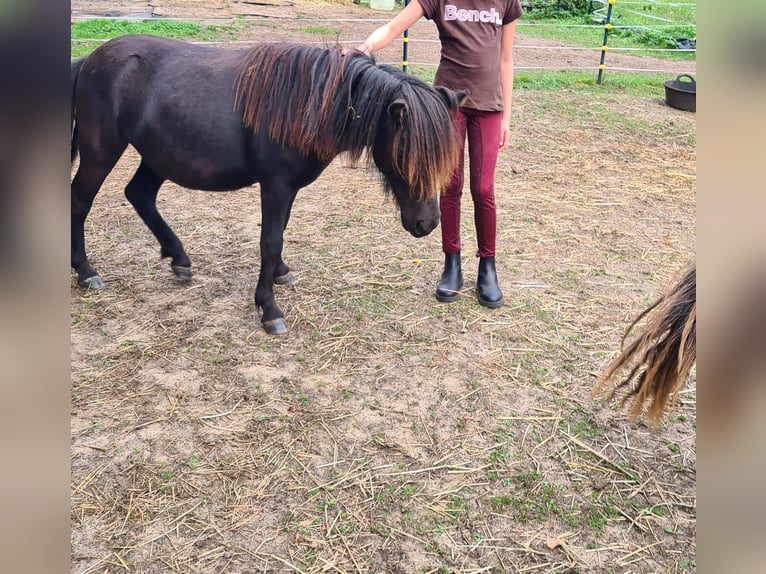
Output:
[79, 275, 105, 289]
[274, 272, 297, 287]
[172, 265, 193, 282]
[262, 317, 289, 335]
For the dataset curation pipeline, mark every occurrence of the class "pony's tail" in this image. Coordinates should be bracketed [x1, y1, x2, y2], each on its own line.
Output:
[71, 57, 86, 164]
[593, 265, 696, 428]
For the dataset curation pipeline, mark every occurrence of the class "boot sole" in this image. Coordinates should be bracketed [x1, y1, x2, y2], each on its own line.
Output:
[435, 291, 461, 303]
[435, 279, 464, 303]
[477, 293, 504, 308]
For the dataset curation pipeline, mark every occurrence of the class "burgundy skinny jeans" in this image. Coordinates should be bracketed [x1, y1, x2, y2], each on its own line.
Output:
[440, 107, 502, 258]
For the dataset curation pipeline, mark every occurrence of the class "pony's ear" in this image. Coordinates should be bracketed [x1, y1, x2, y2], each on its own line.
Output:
[388, 99, 407, 126]
[436, 86, 468, 111]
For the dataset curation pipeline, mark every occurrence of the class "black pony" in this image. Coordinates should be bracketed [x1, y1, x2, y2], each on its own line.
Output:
[71, 35, 465, 334]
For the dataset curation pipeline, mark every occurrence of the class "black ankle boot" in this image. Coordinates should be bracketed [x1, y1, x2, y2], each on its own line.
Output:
[435, 252, 463, 303]
[476, 256, 504, 308]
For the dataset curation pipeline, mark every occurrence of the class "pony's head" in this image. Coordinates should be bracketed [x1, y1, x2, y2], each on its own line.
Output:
[369, 73, 467, 238]
[234, 46, 467, 237]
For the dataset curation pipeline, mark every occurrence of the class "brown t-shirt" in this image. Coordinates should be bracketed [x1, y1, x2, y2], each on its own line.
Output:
[417, 0, 523, 111]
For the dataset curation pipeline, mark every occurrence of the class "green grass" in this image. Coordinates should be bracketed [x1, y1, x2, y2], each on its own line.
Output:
[71, 19, 204, 39]
[71, 18, 243, 57]
[300, 25, 341, 36]
[521, 2, 696, 61]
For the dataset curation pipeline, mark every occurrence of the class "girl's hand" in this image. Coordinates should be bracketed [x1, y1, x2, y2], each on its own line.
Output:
[499, 125, 511, 152]
[341, 42, 372, 57]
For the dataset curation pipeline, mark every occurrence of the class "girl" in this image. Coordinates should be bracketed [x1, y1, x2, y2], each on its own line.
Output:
[357, 0, 522, 307]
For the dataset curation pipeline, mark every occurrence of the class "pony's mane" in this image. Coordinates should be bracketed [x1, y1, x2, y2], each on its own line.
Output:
[234, 44, 458, 200]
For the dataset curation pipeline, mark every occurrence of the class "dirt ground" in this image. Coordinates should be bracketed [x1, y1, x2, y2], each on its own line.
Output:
[71, 2, 696, 573]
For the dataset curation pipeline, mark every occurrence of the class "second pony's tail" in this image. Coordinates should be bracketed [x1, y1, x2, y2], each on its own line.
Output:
[593, 265, 697, 427]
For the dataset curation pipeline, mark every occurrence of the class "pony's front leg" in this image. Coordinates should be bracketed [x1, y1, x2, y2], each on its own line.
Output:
[255, 185, 297, 335]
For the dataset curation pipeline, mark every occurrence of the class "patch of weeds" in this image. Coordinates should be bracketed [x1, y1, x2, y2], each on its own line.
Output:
[666, 441, 680, 454]
[529, 365, 553, 386]
[425, 537, 447, 556]
[561, 510, 582, 528]
[493, 496, 535, 522]
[400, 484, 418, 500]
[89, 353, 115, 367]
[649, 505, 667, 517]
[333, 512, 358, 535]
[130, 446, 143, 460]
[513, 470, 542, 488]
[316, 498, 336, 513]
[446, 495, 467, 522]
[584, 492, 621, 536]
[492, 480, 564, 523]
[491, 495, 514, 513]
[538, 483, 562, 515]
[486, 422, 513, 466]
[586, 507, 607, 534]
[213, 331, 234, 353]
[284, 520, 312, 535]
[181, 455, 200, 470]
[369, 523, 393, 537]
[550, 268, 579, 290]
[158, 463, 173, 492]
[566, 406, 601, 440]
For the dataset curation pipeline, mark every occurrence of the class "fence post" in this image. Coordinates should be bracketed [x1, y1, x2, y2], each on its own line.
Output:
[403, 0, 410, 72]
[596, 0, 615, 85]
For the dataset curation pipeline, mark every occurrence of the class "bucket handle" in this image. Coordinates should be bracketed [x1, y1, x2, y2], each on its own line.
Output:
[675, 74, 696, 85]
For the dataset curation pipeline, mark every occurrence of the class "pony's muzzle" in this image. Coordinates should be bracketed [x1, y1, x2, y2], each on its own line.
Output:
[414, 217, 438, 238]
[402, 199, 440, 238]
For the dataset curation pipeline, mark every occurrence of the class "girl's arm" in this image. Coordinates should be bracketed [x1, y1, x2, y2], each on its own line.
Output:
[499, 20, 517, 152]
[356, 1, 426, 55]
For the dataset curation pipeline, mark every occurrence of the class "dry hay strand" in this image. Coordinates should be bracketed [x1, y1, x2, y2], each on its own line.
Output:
[593, 265, 696, 427]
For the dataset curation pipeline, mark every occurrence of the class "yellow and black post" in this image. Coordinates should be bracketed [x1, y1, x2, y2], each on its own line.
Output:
[402, 0, 410, 72]
[596, 0, 616, 85]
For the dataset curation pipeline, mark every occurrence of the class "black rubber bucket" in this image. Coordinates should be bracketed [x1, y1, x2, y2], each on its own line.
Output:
[664, 74, 696, 112]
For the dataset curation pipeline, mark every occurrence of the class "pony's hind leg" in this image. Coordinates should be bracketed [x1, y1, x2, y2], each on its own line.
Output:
[71, 146, 127, 289]
[124, 161, 192, 281]
[274, 258, 297, 286]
